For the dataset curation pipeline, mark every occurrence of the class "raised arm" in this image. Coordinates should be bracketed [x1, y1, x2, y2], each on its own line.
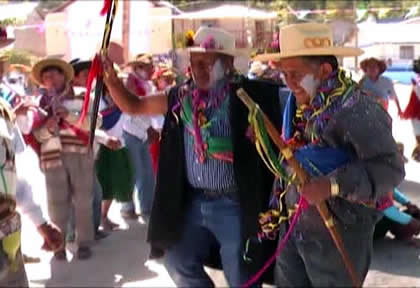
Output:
[102, 56, 168, 115]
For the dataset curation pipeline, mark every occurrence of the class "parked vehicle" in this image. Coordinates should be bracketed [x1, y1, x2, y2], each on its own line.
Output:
[383, 64, 416, 85]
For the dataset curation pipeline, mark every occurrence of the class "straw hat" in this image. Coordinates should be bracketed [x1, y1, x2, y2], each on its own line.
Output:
[152, 62, 177, 80]
[187, 26, 242, 57]
[8, 63, 31, 74]
[0, 27, 14, 49]
[255, 23, 363, 62]
[125, 53, 153, 68]
[31, 58, 74, 86]
[0, 55, 8, 63]
[360, 57, 387, 75]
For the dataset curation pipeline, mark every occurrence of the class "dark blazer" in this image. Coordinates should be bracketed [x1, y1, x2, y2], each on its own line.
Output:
[147, 76, 284, 278]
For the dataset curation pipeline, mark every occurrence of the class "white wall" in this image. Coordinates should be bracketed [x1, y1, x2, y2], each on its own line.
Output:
[128, 2, 172, 58]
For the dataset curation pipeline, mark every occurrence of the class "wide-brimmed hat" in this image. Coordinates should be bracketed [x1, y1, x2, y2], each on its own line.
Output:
[187, 27, 242, 57]
[69, 58, 92, 75]
[255, 23, 363, 62]
[125, 53, 153, 68]
[360, 57, 387, 75]
[8, 63, 31, 74]
[31, 58, 74, 86]
[0, 55, 9, 63]
[152, 63, 177, 80]
[0, 27, 14, 49]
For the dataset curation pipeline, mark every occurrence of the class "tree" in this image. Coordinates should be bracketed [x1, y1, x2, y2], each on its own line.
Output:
[0, 49, 38, 66]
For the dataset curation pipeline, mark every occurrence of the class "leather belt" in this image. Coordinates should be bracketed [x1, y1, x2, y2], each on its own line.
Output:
[191, 187, 239, 201]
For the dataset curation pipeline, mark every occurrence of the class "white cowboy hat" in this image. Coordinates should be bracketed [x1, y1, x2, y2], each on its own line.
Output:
[255, 23, 363, 62]
[187, 26, 243, 57]
[125, 53, 153, 68]
[31, 58, 74, 86]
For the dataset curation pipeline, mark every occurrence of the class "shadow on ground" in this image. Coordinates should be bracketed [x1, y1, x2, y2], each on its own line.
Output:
[29, 223, 158, 287]
[371, 237, 420, 279]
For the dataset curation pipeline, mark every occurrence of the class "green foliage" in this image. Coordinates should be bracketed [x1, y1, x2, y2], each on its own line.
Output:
[0, 49, 38, 66]
[0, 18, 24, 27]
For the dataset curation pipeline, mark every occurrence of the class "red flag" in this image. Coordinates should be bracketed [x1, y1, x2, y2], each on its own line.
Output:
[78, 54, 103, 126]
[400, 86, 420, 120]
[100, 0, 112, 16]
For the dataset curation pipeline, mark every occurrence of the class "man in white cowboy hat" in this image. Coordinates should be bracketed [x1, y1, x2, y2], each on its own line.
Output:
[254, 23, 405, 286]
[101, 26, 283, 286]
[27, 57, 97, 261]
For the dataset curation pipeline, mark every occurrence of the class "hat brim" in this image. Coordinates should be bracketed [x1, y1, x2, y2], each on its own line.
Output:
[0, 38, 15, 49]
[8, 64, 31, 73]
[124, 60, 153, 68]
[31, 58, 74, 86]
[254, 47, 364, 62]
[0, 55, 9, 62]
[188, 47, 246, 57]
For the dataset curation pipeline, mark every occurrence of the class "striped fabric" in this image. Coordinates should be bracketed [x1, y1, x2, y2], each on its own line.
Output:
[39, 131, 89, 171]
[184, 93, 237, 191]
[36, 88, 90, 171]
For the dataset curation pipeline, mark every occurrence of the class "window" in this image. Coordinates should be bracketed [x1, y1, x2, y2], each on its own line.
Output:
[255, 20, 266, 48]
[400, 46, 414, 60]
[201, 19, 219, 28]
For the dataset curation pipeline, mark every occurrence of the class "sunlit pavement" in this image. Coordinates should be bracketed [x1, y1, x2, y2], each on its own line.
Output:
[21, 84, 419, 287]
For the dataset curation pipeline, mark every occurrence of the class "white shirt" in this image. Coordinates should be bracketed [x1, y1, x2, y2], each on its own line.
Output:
[98, 98, 126, 146]
[122, 78, 157, 140]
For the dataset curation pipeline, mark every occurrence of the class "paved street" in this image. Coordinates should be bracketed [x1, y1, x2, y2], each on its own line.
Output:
[20, 83, 420, 287]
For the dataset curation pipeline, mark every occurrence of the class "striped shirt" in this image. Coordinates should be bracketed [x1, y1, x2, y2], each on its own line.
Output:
[184, 93, 237, 191]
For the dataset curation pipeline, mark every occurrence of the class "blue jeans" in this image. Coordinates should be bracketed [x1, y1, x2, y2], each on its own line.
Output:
[92, 175, 103, 231]
[164, 194, 249, 287]
[121, 131, 155, 215]
[68, 175, 102, 240]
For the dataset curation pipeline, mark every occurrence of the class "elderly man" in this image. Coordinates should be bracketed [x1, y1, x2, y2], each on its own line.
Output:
[101, 27, 282, 286]
[28, 58, 95, 260]
[254, 23, 405, 286]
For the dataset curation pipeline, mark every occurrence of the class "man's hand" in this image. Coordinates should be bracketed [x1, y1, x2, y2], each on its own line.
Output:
[37, 222, 64, 252]
[45, 116, 59, 133]
[55, 106, 69, 119]
[102, 55, 121, 88]
[406, 219, 420, 236]
[147, 127, 160, 144]
[13, 102, 32, 116]
[105, 136, 122, 150]
[406, 203, 420, 216]
[412, 144, 420, 162]
[299, 176, 332, 205]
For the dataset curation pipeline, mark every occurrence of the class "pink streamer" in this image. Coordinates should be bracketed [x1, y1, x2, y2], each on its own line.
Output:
[242, 197, 308, 288]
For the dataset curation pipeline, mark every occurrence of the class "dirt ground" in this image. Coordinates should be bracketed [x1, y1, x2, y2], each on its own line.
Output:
[21, 84, 420, 287]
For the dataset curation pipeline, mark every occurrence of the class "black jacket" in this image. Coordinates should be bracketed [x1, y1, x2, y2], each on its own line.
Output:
[147, 76, 284, 277]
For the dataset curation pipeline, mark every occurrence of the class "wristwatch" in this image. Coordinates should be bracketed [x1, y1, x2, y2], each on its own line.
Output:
[330, 177, 340, 197]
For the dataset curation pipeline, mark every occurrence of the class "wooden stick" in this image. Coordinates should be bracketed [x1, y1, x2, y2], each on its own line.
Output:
[236, 88, 360, 287]
[89, 0, 118, 148]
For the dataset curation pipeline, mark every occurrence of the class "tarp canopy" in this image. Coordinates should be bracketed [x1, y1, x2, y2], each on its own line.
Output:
[172, 5, 277, 20]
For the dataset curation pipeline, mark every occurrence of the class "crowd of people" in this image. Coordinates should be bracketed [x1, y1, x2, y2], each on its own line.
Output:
[1, 20, 420, 287]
